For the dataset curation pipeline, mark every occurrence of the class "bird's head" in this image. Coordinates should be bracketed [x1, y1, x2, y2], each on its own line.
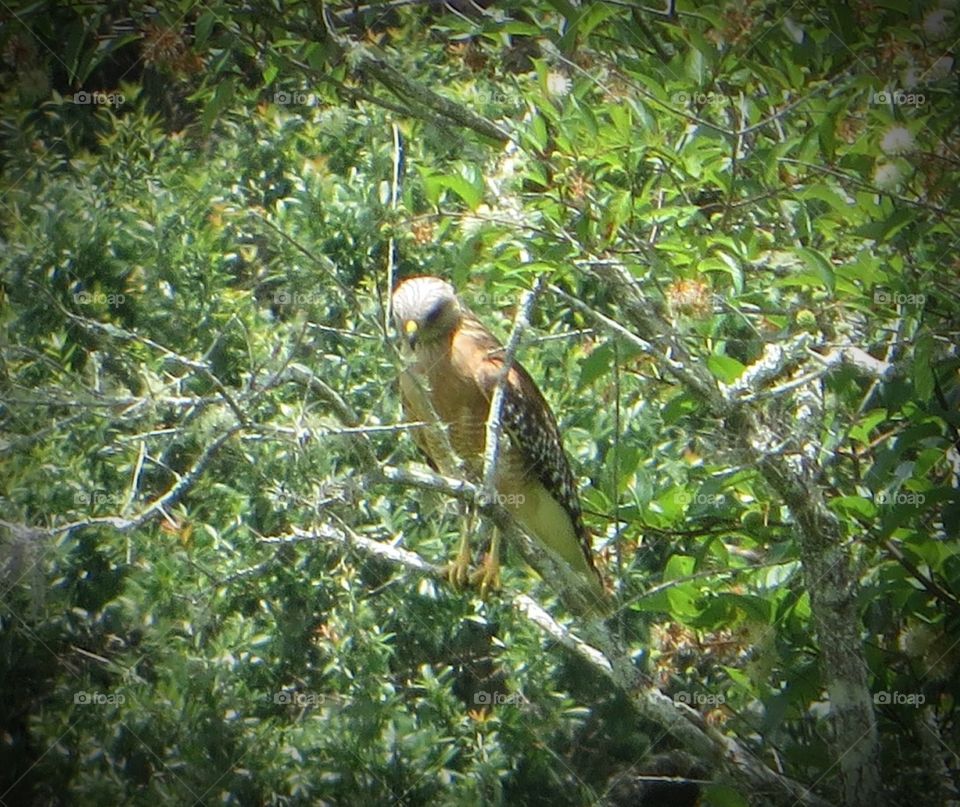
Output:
[392, 276, 462, 350]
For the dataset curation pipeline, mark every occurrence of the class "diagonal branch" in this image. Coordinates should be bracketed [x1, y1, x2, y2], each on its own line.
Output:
[277, 516, 833, 807]
[50, 424, 243, 536]
[314, 0, 511, 143]
[569, 258, 884, 805]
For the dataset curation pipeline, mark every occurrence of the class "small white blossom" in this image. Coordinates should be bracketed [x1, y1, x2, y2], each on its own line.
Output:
[923, 9, 954, 39]
[546, 71, 571, 97]
[874, 162, 902, 190]
[880, 125, 915, 155]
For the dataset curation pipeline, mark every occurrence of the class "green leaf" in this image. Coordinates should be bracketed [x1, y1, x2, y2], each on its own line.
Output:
[523, 161, 550, 190]
[854, 208, 916, 241]
[713, 593, 773, 623]
[794, 247, 835, 293]
[65, 21, 87, 85]
[707, 354, 745, 383]
[502, 22, 544, 36]
[688, 29, 719, 69]
[577, 343, 612, 389]
[656, 486, 693, 521]
[661, 393, 699, 425]
[528, 114, 549, 151]
[661, 556, 700, 618]
[818, 110, 837, 161]
[665, 554, 696, 580]
[797, 185, 854, 214]
[829, 495, 876, 518]
[571, 96, 599, 137]
[757, 561, 801, 590]
[849, 409, 887, 443]
[202, 77, 236, 132]
[685, 45, 707, 86]
[699, 253, 744, 293]
[305, 40, 331, 71]
[428, 174, 483, 210]
[608, 102, 634, 142]
[558, 1, 617, 50]
[195, 11, 216, 48]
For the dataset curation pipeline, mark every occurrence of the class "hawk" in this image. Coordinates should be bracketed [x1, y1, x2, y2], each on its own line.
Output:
[391, 275, 606, 609]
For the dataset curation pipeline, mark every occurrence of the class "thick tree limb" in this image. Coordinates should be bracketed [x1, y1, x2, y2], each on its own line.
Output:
[375, 465, 610, 619]
[575, 260, 884, 805]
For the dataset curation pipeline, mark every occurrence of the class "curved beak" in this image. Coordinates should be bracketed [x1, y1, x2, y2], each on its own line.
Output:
[403, 319, 419, 349]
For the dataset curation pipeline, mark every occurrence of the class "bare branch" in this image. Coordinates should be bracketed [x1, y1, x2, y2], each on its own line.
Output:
[480, 275, 547, 506]
[284, 513, 834, 807]
[811, 345, 896, 380]
[721, 334, 814, 401]
[51, 424, 242, 536]
[261, 524, 442, 577]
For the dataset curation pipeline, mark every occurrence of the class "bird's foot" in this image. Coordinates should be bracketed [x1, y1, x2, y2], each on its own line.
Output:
[446, 539, 473, 591]
[470, 551, 501, 597]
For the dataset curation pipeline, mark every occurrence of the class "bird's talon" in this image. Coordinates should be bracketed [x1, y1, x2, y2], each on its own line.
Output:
[471, 555, 501, 597]
[446, 555, 472, 591]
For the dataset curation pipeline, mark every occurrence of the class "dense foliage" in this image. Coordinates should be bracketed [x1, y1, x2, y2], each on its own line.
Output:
[2, 1, 959, 804]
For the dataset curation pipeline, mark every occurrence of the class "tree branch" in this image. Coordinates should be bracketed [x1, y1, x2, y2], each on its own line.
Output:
[557, 258, 884, 804]
[277, 517, 833, 807]
[480, 275, 547, 505]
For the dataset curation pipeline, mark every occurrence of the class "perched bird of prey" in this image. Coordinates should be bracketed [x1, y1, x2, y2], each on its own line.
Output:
[391, 275, 606, 609]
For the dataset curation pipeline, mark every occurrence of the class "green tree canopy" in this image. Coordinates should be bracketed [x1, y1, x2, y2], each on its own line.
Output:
[2, 1, 959, 805]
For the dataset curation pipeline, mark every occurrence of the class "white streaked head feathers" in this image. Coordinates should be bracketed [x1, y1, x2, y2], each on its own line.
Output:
[392, 276, 462, 347]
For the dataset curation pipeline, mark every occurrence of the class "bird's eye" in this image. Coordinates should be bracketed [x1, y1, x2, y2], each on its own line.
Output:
[424, 305, 443, 324]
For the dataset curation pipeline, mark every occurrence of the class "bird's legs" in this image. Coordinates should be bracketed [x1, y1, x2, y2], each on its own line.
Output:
[446, 505, 500, 596]
[471, 527, 500, 597]
[447, 527, 473, 589]
[447, 497, 477, 589]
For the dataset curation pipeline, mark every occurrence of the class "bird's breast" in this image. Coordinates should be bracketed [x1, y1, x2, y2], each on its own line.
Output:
[407, 340, 536, 488]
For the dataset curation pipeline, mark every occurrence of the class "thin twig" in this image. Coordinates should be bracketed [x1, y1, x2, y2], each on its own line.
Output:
[52, 424, 243, 536]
